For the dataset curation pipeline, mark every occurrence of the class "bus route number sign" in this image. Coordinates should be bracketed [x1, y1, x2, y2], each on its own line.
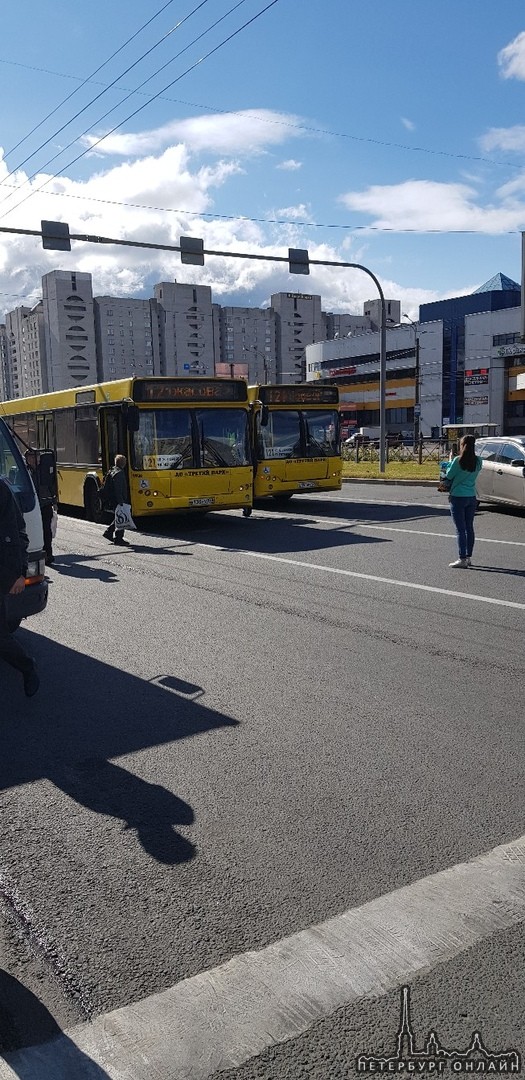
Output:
[134, 379, 247, 402]
[260, 386, 339, 405]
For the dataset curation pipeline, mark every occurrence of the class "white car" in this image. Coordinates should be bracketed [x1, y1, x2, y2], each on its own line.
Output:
[475, 436, 525, 509]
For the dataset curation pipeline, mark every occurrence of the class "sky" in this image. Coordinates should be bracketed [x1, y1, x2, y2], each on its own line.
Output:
[2, 0, 525, 321]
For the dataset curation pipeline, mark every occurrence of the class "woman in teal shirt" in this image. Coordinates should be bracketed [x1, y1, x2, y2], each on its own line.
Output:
[445, 435, 482, 568]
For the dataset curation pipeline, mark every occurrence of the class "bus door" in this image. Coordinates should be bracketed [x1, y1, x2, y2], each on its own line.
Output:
[100, 406, 127, 472]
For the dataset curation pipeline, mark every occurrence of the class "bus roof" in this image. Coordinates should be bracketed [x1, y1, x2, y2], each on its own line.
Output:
[0, 376, 249, 413]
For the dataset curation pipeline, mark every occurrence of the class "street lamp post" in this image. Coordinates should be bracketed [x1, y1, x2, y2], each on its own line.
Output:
[402, 314, 420, 446]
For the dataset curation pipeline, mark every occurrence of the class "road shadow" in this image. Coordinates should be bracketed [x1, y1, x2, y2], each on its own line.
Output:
[56, 759, 196, 865]
[1, 635, 239, 867]
[0, 971, 109, 1075]
[470, 564, 525, 578]
[139, 511, 389, 555]
[48, 554, 119, 583]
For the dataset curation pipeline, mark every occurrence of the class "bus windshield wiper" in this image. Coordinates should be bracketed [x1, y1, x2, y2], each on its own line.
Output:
[202, 437, 230, 467]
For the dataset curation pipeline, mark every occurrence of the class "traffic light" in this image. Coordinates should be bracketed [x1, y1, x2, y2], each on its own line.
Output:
[41, 220, 71, 251]
[180, 236, 204, 265]
[288, 248, 309, 275]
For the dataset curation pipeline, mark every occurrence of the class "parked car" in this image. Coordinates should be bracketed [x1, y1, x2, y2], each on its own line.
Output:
[475, 436, 525, 509]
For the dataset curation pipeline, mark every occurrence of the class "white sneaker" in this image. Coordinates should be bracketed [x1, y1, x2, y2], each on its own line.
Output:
[449, 558, 469, 568]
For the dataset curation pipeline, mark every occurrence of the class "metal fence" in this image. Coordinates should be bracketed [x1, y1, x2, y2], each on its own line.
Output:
[342, 439, 447, 464]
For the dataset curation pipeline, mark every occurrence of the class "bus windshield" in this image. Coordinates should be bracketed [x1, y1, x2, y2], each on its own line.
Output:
[258, 409, 339, 459]
[131, 407, 250, 470]
[0, 419, 35, 512]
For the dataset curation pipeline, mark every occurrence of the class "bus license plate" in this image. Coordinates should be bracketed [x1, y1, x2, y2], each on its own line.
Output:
[298, 481, 316, 489]
[189, 497, 215, 506]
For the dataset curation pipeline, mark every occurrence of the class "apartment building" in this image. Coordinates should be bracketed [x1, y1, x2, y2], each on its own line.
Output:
[5, 302, 46, 398]
[42, 270, 97, 391]
[0, 324, 9, 399]
[94, 296, 161, 380]
[216, 305, 277, 383]
[270, 291, 324, 381]
[153, 281, 217, 377]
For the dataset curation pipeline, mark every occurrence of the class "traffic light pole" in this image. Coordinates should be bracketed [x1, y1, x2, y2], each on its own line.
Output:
[0, 223, 389, 472]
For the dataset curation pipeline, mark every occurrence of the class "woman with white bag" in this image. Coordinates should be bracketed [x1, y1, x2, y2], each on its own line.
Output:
[101, 454, 136, 545]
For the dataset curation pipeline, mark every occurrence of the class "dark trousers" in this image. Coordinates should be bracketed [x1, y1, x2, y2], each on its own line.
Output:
[103, 522, 124, 541]
[449, 496, 477, 559]
[0, 596, 34, 675]
[41, 502, 54, 559]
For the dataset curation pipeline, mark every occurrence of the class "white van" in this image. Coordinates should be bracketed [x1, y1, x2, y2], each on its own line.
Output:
[475, 435, 525, 509]
[0, 417, 48, 631]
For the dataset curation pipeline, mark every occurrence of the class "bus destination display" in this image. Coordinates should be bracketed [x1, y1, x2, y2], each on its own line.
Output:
[259, 385, 339, 405]
[133, 379, 247, 403]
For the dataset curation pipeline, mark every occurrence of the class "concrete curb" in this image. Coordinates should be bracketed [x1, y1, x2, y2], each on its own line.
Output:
[342, 477, 437, 487]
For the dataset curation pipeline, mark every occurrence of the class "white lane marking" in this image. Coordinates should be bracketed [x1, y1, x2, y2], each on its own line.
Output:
[58, 511, 525, 549]
[55, 518, 525, 608]
[257, 511, 525, 548]
[356, 522, 525, 546]
[3, 835, 525, 1080]
[193, 543, 525, 611]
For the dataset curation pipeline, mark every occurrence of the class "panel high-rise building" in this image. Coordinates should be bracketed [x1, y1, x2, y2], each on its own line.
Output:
[153, 281, 217, 376]
[0, 323, 9, 399]
[271, 291, 324, 381]
[216, 305, 277, 382]
[42, 270, 97, 390]
[4, 302, 46, 398]
[94, 296, 161, 381]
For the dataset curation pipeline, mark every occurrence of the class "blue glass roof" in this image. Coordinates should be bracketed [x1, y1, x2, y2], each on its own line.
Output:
[473, 272, 520, 293]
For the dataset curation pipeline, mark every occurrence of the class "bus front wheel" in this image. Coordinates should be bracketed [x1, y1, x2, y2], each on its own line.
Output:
[84, 482, 103, 523]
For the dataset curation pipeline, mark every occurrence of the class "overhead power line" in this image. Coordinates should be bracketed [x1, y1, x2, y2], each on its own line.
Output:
[0, 0, 282, 226]
[0, 0, 214, 199]
[1, 0, 179, 168]
[0, 56, 522, 172]
[0, 177, 521, 235]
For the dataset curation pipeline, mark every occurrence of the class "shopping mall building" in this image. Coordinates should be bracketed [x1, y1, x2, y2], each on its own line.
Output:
[306, 273, 525, 438]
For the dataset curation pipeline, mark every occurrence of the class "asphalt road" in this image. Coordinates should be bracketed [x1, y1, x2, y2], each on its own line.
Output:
[0, 484, 524, 1078]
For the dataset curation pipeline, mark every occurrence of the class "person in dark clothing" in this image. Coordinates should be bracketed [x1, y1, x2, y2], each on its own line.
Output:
[0, 478, 39, 697]
[25, 450, 57, 566]
[102, 454, 130, 545]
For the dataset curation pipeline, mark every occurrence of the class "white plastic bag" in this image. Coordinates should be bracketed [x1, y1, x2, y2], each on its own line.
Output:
[114, 503, 137, 531]
[50, 505, 58, 538]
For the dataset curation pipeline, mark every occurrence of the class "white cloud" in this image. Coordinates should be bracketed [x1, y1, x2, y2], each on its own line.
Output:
[275, 204, 309, 220]
[401, 117, 415, 131]
[0, 136, 490, 326]
[82, 110, 304, 158]
[276, 159, 302, 170]
[339, 177, 525, 234]
[479, 125, 525, 153]
[498, 32, 525, 80]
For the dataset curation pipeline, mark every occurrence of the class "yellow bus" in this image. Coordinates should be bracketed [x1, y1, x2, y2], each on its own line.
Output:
[249, 383, 341, 501]
[0, 377, 254, 519]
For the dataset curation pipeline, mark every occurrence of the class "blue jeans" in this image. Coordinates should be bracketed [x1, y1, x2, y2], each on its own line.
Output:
[449, 496, 477, 559]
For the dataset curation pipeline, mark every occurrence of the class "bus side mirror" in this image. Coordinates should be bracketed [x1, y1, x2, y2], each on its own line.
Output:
[261, 405, 269, 428]
[124, 404, 140, 432]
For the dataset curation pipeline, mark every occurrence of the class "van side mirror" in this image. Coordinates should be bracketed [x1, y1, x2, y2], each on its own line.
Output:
[511, 459, 524, 468]
[37, 450, 58, 499]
